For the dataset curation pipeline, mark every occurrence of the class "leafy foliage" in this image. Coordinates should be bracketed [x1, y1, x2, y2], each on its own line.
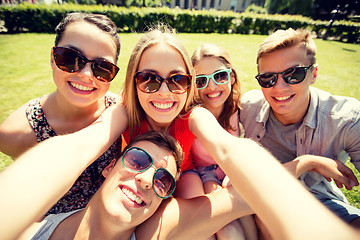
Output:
[0, 3, 359, 43]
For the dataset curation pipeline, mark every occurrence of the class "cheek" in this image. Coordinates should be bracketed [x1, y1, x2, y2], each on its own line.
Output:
[96, 82, 111, 92]
[261, 88, 272, 100]
[137, 90, 147, 108]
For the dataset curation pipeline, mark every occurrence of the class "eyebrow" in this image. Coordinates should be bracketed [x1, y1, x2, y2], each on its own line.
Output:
[197, 68, 228, 76]
[61, 44, 109, 62]
[140, 69, 187, 77]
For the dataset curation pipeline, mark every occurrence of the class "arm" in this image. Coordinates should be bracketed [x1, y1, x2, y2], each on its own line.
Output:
[283, 155, 358, 190]
[136, 185, 253, 240]
[0, 103, 38, 159]
[0, 104, 128, 240]
[188, 107, 359, 240]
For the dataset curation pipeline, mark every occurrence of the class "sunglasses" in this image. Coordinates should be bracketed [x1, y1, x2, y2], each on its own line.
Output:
[53, 46, 119, 82]
[135, 71, 191, 94]
[196, 68, 232, 90]
[255, 64, 314, 88]
[122, 147, 176, 199]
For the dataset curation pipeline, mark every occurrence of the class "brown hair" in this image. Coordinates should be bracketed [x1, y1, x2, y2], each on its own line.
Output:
[257, 28, 316, 66]
[121, 24, 197, 139]
[191, 43, 241, 131]
[55, 12, 121, 63]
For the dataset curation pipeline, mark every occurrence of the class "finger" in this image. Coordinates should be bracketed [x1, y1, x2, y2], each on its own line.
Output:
[337, 163, 358, 186]
[334, 179, 345, 189]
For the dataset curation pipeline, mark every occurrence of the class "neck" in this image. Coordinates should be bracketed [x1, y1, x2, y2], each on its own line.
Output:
[65, 205, 136, 240]
[48, 91, 106, 120]
[41, 92, 106, 134]
[146, 116, 172, 133]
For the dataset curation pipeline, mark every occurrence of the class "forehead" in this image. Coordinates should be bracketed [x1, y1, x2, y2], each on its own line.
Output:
[130, 141, 177, 173]
[194, 57, 227, 75]
[258, 45, 308, 73]
[58, 21, 117, 61]
[137, 43, 187, 75]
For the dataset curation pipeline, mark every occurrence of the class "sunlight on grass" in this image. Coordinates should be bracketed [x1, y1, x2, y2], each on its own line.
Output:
[0, 33, 359, 206]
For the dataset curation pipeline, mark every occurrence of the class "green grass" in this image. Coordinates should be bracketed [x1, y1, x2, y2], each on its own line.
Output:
[0, 33, 360, 206]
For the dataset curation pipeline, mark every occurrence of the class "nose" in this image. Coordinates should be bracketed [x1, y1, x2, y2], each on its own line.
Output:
[78, 62, 94, 80]
[157, 80, 171, 94]
[206, 77, 217, 90]
[273, 74, 288, 89]
[135, 168, 154, 191]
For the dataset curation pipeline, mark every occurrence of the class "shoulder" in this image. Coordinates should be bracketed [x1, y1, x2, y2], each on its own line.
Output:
[240, 89, 267, 109]
[240, 89, 268, 119]
[0, 100, 36, 135]
[105, 91, 121, 106]
[0, 99, 39, 158]
[313, 88, 360, 120]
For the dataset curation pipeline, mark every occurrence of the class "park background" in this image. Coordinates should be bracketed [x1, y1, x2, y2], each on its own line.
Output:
[0, 0, 359, 207]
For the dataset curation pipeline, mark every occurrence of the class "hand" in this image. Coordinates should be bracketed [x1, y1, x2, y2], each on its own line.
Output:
[296, 155, 359, 190]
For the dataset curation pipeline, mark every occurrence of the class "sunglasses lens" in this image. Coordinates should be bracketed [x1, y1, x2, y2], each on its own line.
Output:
[153, 168, 176, 198]
[54, 47, 85, 73]
[196, 76, 208, 89]
[256, 73, 277, 88]
[285, 67, 306, 84]
[92, 60, 119, 82]
[123, 148, 152, 172]
[135, 72, 161, 93]
[214, 71, 229, 84]
[168, 75, 190, 94]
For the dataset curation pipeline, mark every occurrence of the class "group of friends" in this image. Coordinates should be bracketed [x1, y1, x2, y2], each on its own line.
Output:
[0, 12, 360, 240]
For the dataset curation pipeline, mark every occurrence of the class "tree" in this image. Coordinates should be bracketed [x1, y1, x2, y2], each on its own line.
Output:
[265, 0, 313, 16]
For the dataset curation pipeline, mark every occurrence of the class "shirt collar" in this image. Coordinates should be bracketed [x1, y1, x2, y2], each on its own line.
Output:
[302, 87, 318, 129]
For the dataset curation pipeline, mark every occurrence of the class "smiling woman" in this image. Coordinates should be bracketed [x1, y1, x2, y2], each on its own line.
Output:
[0, 12, 123, 215]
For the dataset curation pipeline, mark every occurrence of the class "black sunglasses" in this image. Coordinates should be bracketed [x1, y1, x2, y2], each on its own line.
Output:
[53, 46, 119, 82]
[255, 64, 313, 88]
[122, 147, 176, 199]
[135, 71, 191, 94]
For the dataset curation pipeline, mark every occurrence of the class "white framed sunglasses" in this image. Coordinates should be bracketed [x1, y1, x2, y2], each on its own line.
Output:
[196, 68, 232, 90]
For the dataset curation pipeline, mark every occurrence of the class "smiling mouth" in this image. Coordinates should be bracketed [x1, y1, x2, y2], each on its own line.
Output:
[273, 95, 292, 101]
[207, 92, 221, 98]
[121, 187, 145, 206]
[151, 101, 175, 110]
[69, 82, 95, 91]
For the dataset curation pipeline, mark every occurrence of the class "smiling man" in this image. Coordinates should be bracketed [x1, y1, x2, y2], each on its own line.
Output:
[240, 28, 360, 231]
[17, 131, 183, 240]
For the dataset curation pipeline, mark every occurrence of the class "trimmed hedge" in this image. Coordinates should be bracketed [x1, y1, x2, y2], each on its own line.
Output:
[1, 3, 359, 43]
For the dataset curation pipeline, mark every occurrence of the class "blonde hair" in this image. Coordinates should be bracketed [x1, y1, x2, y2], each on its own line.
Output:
[191, 43, 241, 131]
[257, 28, 317, 65]
[121, 24, 196, 139]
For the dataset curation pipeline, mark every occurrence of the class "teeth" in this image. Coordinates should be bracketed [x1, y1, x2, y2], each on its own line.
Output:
[153, 102, 174, 110]
[208, 92, 221, 98]
[275, 96, 291, 101]
[70, 82, 94, 91]
[122, 188, 143, 205]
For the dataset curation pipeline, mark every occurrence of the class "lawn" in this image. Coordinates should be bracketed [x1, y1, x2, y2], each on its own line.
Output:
[0, 33, 359, 207]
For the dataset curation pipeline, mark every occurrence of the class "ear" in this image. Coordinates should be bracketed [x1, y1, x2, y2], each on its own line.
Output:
[102, 159, 117, 178]
[310, 64, 318, 85]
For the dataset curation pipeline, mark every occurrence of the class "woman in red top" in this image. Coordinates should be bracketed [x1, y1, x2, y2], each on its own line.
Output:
[121, 25, 206, 199]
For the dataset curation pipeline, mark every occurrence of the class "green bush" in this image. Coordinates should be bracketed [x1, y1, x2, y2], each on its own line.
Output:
[0, 3, 359, 43]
